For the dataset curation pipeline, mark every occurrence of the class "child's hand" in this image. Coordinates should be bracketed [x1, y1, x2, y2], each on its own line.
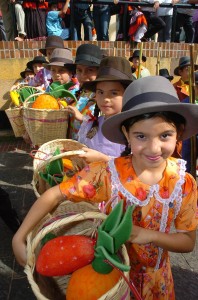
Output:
[12, 234, 27, 267]
[79, 147, 110, 163]
[66, 106, 83, 121]
[129, 225, 154, 244]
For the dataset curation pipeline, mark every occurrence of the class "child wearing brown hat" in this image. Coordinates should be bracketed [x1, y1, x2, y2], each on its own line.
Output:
[67, 56, 133, 163]
[13, 77, 198, 300]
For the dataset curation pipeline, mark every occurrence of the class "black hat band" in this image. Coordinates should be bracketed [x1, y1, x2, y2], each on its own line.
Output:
[76, 54, 101, 65]
[122, 92, 179, 112]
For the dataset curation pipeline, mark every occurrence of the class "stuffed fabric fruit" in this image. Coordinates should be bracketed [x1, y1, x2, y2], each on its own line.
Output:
[66, 202, 134, 300]
[36, 235, 96, 277]
[32, 94, 60, 109]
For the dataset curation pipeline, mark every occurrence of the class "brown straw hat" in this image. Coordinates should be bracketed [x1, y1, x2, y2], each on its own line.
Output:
[102, 76, 198, 144]
[39, 35, 64, 56]
[44, 48, 75, 70]
[82, 56, 134, 92]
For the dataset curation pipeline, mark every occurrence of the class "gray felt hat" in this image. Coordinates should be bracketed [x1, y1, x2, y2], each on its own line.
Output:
[102, 76, 198, 144]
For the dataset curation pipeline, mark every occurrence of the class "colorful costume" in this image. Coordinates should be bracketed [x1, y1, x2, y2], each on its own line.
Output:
[60, 156, 198, 299]
[68, 89, 95, 140]
[78, 115, 125, 157]
[173, 79, 189, 102]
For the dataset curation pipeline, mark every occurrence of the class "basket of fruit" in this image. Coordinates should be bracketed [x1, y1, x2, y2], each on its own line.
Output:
[25, 201, 134, 300]
[31, 139, 87, 197]
[22, 84, 77, 146]
[5, 86, 42, 138]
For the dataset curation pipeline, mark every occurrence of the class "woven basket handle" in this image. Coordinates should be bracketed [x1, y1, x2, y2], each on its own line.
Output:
[23, 92, 44, 108]
[33, 149, 86, 172]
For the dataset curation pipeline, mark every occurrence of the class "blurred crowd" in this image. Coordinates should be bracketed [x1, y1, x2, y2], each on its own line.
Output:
[0, 0, 198, 43]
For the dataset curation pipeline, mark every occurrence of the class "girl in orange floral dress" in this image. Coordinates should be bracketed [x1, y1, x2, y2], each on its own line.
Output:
[13, 76, 198, 300]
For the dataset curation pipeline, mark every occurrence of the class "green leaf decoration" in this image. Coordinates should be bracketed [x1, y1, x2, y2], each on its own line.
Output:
[92, 201, 134, 274]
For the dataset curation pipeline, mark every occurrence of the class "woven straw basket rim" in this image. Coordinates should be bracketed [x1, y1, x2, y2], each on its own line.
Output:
[25, 209, 130, 300]
[32, 139, 87, 198]
[5, 105, 26, 137]
[22, 94, 69, 146]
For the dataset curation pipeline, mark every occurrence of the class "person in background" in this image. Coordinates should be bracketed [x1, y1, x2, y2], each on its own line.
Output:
[73, 1, 92, 41]
[159, 68, 173, 81]
[140, 0, 166, 41]
[19, 67, 34, 84]
[92, 4, 111, 41]
[46, 0, 70, 40]
[173, 0, 195, 43]
[10, 0, 26, 41]
[157, 0, 173, 42]
[66, 56, 133, 163]
[0, 0, 14, 40]
[129, 49, 151, 79]
[39, 34, 65, 60]
[12, 76, 198, 300]
[0, 186, 21, 234]
[66, 43, 103, 140]
[0, 8, 7, 40]
[22, 0, 48, 40]
[27, 56, 50, 90]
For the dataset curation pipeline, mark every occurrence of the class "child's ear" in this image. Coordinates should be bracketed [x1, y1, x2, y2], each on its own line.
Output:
[121, 125, 129, 143]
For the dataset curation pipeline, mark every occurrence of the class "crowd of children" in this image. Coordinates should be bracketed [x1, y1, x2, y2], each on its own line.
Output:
[1, 34, 198, 299]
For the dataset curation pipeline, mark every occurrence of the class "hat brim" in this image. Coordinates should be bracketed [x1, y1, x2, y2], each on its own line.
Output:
[27, 59, 48, 70]
[102, 102, 198, 144]
[83, 77, 133, 92]
[129, 55, 147, 63]
[174, 63, 198, 76]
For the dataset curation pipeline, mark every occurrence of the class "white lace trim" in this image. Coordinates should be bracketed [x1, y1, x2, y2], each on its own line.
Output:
[108, 158, 186, 270]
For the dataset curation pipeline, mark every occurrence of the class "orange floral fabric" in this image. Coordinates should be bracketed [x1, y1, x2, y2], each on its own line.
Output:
[59, 156, 198, 299]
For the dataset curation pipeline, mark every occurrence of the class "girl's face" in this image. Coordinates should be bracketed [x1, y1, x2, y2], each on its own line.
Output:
[50, 65, 72, 84]
[95, 81, 125, 117]
[46, 48, 55, 61]
[122, 117, 178, 170]
[132, 57, 140, 68]
[76, 64, 98, 86]
[33, 63, 44, 74]
[178, 66, 189, 82]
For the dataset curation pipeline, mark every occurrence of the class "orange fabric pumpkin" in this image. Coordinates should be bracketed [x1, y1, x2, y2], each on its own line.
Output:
[32, 94, 59, 109]
[66, 264, 121, 300]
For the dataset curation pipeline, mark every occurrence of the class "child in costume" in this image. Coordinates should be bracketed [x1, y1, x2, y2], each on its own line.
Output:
[67, 56, 133, 163]
[67, 43, 103, 140]
[12, 76, 198, 299]
[129, 50, 150, 79]
[44, 47, 78, 95]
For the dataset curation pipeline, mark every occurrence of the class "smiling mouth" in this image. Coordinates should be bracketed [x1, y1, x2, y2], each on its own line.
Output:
[146, 155, 161, 161]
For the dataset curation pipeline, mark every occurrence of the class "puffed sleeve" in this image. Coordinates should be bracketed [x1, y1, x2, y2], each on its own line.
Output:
[59, 161, 112, 203]
[174, 173, 198, 231]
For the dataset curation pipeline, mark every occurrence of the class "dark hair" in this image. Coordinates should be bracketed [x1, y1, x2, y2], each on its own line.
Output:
[121, 111, 186, 156]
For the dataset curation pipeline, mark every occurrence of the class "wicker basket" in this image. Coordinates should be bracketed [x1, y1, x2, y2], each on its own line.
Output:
[32, 139, 87, 198]
[25, 201, 130, 300]
[22, 94, 69, 146]
[5, 105, 26, 137]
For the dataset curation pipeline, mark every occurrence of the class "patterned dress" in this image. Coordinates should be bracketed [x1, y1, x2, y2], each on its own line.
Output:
[59, 156, 198, 299]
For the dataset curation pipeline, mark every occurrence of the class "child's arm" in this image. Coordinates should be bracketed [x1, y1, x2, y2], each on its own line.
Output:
[66, 105, 83, 121]
[12, 185, 63, 266]
[79, 147, 111, 163]
[129, 226, 196, 252]
[60, 0, 70, 17]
